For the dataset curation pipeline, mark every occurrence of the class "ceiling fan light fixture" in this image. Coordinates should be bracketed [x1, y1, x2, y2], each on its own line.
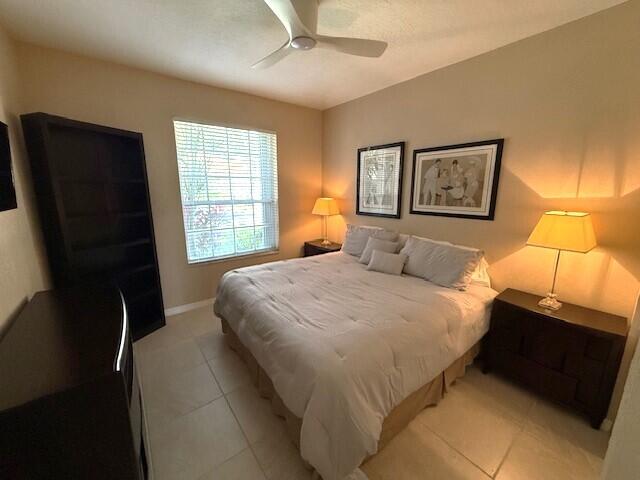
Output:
[290, 36, 316, 50]
[252, 0, 387, 68]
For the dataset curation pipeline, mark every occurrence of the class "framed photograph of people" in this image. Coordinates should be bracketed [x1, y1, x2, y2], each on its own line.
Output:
[356, 142, 404, 219]
[410, 139, 503, 220]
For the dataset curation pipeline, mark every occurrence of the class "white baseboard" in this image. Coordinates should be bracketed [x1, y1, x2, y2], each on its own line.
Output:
[165, 297, 215, 317]
[601, 418, 613, 432]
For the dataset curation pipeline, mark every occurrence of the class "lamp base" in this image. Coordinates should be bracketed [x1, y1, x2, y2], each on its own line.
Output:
[320, 238, 332, 246]
[538, 293, 562, 311]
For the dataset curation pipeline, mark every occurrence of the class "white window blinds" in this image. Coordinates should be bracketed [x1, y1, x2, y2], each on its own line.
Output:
[173, 120, 279, 263]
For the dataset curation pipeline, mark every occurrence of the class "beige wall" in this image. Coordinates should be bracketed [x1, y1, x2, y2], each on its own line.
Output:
[323, 1, 639, 317]
[15, 43, 323, 310]
[0, 28, 48, 334]
[322, 1, 640, 419]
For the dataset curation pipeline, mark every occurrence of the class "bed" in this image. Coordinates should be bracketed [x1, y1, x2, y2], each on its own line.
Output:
[214, 250, 497, 480]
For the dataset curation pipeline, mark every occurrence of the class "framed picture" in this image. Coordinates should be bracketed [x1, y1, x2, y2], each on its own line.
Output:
[410, 139, 503, 220]
[0, 121, 17, 212]
[356, 141, 404, 218]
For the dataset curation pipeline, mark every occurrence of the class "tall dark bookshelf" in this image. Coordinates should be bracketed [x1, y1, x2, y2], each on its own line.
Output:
[21, 113, 165, 340]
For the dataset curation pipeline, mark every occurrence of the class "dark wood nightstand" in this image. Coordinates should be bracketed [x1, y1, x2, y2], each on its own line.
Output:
[484, 288, 628, 428]
[303, 239, 342, 257]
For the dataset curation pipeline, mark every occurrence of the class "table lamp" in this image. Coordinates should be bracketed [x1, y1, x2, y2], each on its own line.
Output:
[312, 197, 340, 246]
[526, 211, 597, 310]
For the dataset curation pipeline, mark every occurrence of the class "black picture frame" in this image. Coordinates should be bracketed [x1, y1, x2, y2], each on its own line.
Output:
[0, 121, 17, 212]
[356, 141, 405, 219]
[409, 139, 503, 221]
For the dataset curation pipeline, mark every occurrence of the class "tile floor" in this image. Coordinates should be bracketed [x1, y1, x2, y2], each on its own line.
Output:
[134, 306, 610, 480]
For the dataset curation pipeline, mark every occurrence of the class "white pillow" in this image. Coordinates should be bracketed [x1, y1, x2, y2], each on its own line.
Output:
[399, 235, 483, 290]
[471, 258, 491, 288]
[423, 243, 483, 290]
[399, 236, 439, 277]
[416, 238, 490, 287]
[359, 237, 399, 264]
[341, 224, 398, 256]
[367, 251, 407, 275]
[396, 233, 410, 252]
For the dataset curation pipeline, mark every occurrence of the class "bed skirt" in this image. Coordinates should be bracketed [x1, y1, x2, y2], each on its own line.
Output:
[220, 316, 479, 469]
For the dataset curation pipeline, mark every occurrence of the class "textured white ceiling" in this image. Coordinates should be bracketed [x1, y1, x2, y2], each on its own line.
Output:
[0, 0, 626, 109]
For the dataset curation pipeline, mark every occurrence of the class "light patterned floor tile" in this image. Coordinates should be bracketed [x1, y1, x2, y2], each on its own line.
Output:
[524, 398, 609, 458]
[417, 379, 523, 476]
[363, 421, 491, 480]
[198, 448, 266, 480]
[251, 420, 313, 480]
[459, 367, 536, 424]
[137, 337, 205, 380]
[134, 323, 187, 355]
[495, 430, 601, 480]
[167, 306, 220, 339]
[196, 329, 228, 361]
[226, 384, 287, 444]
[143, 362, 222, 432]
[207, 350, 252, 394]
[150, 397, 247, 480]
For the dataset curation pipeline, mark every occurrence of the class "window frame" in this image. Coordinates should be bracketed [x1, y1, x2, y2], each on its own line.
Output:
[172, 117, 280, 265]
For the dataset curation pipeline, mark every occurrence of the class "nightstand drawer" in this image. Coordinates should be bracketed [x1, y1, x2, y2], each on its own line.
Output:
[585, 336, 612, 362]
[489, 302, 533, 352]
[525, 321, 587, 371]
[491, 327, 523, 352]
[491, 301, 536, 333]
[304, 240, 342, 257]
[575, 358, 606, 407]
[495, 350, 578, 405]
[304, 244, 324, 257]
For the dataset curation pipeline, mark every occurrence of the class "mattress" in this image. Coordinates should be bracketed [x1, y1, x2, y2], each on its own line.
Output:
[214, 252, 497, 480]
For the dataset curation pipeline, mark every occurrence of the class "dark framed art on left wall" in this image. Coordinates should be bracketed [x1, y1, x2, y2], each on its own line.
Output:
[356, 141, 405, 219]
[0, 121, 17, 212]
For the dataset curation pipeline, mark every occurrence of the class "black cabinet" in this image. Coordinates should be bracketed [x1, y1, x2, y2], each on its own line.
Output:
[484, 288, 628, 428]
[21, 113, 164, 339]
[0, 285, 148, 479]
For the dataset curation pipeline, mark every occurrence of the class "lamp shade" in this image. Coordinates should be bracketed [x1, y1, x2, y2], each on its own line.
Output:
[527, 211, 597, 253]
[312, 197, 340, 216]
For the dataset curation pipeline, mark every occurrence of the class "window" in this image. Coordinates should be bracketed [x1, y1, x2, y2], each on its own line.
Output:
[173, 120, 279, 263]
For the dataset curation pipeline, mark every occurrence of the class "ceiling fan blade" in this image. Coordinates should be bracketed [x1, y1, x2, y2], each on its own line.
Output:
[315, 36, 388, 58]
[264, 0, 311, 39]
[251, 42, 293, 69]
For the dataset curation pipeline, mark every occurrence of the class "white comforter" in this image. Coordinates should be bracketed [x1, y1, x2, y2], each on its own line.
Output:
[214, 252, 497, 480]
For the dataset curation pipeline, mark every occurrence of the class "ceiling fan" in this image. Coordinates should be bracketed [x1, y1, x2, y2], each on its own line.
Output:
[252, 0, 388, 69]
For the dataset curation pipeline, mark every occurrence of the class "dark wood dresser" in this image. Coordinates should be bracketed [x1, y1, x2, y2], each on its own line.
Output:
[484, 288, 628, 428]
[0, 285, 148, 479]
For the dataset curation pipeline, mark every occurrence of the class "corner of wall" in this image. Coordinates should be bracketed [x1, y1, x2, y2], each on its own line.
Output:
[0, 26, 50, 329]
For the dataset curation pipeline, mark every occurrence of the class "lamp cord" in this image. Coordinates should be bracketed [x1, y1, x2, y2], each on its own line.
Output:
[550, 249, 561, 295]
